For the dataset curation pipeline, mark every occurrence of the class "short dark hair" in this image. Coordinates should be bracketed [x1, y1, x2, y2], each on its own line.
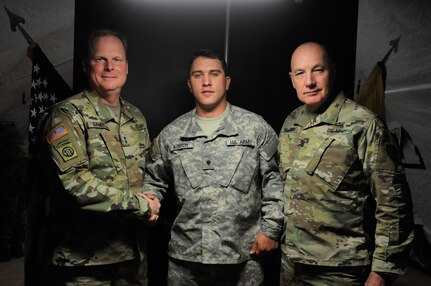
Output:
[84, 29, 128, 63]
[188, 49, 229, 76]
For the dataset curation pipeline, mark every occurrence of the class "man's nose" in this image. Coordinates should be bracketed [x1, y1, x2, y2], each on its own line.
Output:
[305, 73, 316, 87]
[104, 60, 114, 71]
[203, 74, 212, 86]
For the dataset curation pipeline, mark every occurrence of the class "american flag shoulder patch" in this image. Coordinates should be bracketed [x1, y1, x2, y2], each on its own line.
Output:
[46, 124, 69, 144]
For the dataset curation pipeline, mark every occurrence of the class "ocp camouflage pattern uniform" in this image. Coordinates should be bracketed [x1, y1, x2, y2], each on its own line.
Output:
[279, 92, 414, 282]
[144, 103, 284, 281]
[32, 90, 151, 279]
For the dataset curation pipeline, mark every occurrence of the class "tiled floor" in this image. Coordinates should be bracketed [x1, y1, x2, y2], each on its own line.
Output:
[1, 256, 430, 286]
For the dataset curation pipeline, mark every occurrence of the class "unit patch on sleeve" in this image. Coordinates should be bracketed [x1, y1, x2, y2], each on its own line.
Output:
[52, 141, 78, 162]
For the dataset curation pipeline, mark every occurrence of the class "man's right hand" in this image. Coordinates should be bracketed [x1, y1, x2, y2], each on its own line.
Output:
[138, 192, 161, 221]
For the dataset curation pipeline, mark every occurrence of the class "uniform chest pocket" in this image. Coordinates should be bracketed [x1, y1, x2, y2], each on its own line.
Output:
[168, 143, 202, 192]
[305, 138, 358, 190]
[219, 143, 257, 194]
[85, 128, 123, 173]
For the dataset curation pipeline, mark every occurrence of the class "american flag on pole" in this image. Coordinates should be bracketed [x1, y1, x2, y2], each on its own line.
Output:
[28, 42, 73, 148]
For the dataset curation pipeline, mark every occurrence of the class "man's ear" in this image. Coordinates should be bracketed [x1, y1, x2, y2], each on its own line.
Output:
[187, 79, 192, 93]
[225, 76, 231, 91]
[289, 72, 296, 89]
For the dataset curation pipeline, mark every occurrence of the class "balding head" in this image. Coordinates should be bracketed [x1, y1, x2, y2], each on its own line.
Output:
[290, 42, 333, 73]
[289, 42, 335, 112]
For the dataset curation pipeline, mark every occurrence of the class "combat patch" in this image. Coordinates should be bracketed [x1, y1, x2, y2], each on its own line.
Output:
[46, 124, 69, 144]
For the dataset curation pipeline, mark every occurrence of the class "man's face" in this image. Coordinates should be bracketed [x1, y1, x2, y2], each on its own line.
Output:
[289, 43, 333, 111]
[188, 57, 231, 117]
[85, 35, 128, 97]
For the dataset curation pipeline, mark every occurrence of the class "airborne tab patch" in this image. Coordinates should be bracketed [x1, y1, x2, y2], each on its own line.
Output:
[46, 124, 69, 144]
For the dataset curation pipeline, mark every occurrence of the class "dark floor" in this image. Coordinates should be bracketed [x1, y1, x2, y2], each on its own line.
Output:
[1, 256, 431, 286]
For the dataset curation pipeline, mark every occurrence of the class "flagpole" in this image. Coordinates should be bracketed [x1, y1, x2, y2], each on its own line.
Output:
[224, 0, 231, 65]
[4, 6, 33, 44]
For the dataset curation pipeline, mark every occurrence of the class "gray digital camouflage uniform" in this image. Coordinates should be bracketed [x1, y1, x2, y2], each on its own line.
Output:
[279, 92, 414, 275]
[144, 103, 284, 265]
[33, 90, 152, 269]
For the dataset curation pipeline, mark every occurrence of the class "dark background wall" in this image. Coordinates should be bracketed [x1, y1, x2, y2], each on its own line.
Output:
[74, 1, 358, 285]
[74, 0, 358, 138]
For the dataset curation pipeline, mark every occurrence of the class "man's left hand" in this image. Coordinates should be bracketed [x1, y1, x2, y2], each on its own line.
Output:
[249, 232, 279, 256]
[365, 271, 385, 286]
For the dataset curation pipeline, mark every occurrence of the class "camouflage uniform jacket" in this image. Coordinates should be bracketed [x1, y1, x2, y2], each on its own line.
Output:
[279, 92, 414, 274]
[37, 90, 151, 266]
[144, 103, 284, 264]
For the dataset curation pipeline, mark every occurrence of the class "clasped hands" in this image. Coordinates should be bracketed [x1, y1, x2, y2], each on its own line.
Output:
[137, 192, 161, 222]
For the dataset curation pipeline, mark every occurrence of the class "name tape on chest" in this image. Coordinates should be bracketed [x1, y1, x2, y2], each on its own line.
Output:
[326, 127, 350, 134]
[87, 121, 108, 129]
[172, 142, 194, 151]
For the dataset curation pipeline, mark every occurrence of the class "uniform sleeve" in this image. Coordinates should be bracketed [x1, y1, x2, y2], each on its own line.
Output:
[362, 117, 414, 274]
[42, 106, 150, 217]
[143, 133, 170, 200]
[258, 120, 284, 241]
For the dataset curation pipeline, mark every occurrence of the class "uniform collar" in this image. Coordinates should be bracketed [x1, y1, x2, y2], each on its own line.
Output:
[180, 102, 238, 140]
[83, 90, 134, 124]
[317, 91, 346, 125]
[296, 91, 346, 127]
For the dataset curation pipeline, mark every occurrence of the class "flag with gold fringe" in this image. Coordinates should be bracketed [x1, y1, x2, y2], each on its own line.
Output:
[355, 61, 387, 120]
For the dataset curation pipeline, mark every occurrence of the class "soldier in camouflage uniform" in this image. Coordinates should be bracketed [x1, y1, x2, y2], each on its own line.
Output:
[144, 49, 284, 285]
[29, 29, 160, 285]
[279, 42, 414, 285]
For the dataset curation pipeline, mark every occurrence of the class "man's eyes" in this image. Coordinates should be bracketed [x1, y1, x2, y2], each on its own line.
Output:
[192, 72, 221, 78]
[294, 68, 325, 76]
[93, 57, 123, 62]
